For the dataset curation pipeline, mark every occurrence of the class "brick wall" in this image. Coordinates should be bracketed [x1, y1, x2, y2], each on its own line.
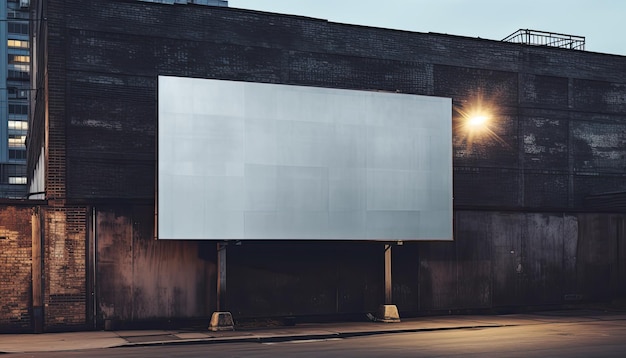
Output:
[44, 0, 68, 202]
[37, 0, 626, 210]
[0, 204, 33, 332]
[43, 206, 88, 330]
[0, 203, 89, 332]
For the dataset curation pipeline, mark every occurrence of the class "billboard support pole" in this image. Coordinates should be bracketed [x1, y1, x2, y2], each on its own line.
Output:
[372, 243, 401, 323]
[209, 242, 234, 331]
[216, 241, 227, 311]
[384, 244, 392, 304]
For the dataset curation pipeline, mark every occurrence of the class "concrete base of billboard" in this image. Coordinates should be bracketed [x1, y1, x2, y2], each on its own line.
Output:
[208, 311, 235, 331]
[374, 304, 401, 323]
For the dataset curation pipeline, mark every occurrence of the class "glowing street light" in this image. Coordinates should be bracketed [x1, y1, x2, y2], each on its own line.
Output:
[458, 106, 493, 137]
[467, 114, 489, 129]
[454, 94, 508, 149]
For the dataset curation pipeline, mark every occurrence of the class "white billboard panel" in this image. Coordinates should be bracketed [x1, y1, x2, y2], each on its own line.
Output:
[157, 76, 452, 240]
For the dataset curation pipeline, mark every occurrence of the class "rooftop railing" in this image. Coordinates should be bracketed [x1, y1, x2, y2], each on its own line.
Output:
[502, 29, 585, 50]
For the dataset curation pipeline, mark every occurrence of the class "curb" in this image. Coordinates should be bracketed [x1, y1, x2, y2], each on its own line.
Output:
[115, 323, 509, 349]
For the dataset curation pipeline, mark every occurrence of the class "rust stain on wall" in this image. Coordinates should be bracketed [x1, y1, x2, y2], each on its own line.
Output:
[96, 206, 215, 323]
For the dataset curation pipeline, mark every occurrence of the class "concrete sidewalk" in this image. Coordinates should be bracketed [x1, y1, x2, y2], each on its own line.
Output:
[1, 309, 626, 353]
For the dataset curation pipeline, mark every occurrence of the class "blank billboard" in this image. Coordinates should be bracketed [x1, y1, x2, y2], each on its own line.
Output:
[157, 76, 452, 240]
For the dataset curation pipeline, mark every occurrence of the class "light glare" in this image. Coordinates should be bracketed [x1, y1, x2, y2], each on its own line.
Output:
[454, 93, 509, 150]
[468, 115, 488, 127]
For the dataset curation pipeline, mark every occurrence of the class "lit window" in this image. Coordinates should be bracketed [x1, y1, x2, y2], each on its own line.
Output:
[9, 64, 29, 72]
[8, 55, 29, 64]
[8, 134, 26, 148]
[7, 39, 29, 48]
[8, 120, 28, 130]
[8, 177, 27, 185]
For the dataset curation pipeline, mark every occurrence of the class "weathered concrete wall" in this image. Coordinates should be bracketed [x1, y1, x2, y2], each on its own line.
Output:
[418, 211, 626, 313]
[576, 213, 626, 300]
[95, 213, 419, 320]
[0, 204, 33, 332]
[96, 206, 215, 324]
[92, 210, 626, 321]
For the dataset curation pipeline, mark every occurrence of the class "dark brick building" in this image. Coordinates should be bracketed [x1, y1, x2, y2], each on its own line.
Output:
[1, 0, 625, 331]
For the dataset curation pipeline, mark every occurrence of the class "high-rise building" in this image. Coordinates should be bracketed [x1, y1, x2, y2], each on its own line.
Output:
[0, 0, 29, 198]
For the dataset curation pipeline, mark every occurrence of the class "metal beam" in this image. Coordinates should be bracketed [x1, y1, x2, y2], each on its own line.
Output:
[216, 242, 227, 311]
[384, 244, 392, 304]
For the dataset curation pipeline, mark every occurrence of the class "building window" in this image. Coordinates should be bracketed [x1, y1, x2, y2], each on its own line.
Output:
[8, 87, 29, 99]
[8, 63, 29, 72]
[9, 149, 26, 160]
[7, 39, 29, 49]
[8, 22, 28, 35]
[8, 120, 28, 131]
[7, 9, 30, 20]
[8, 70, 29, 80]
[8, 103, 28, 115]
[8, 134, 26, 148]
[8, 176, 26, 185]
[8, 54, 29, 64]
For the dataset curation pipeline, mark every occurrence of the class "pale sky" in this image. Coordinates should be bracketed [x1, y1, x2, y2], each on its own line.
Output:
[228, 0, 626, 56]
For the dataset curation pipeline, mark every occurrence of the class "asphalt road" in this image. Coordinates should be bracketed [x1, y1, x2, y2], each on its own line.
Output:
[9, 319, 626, 357]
